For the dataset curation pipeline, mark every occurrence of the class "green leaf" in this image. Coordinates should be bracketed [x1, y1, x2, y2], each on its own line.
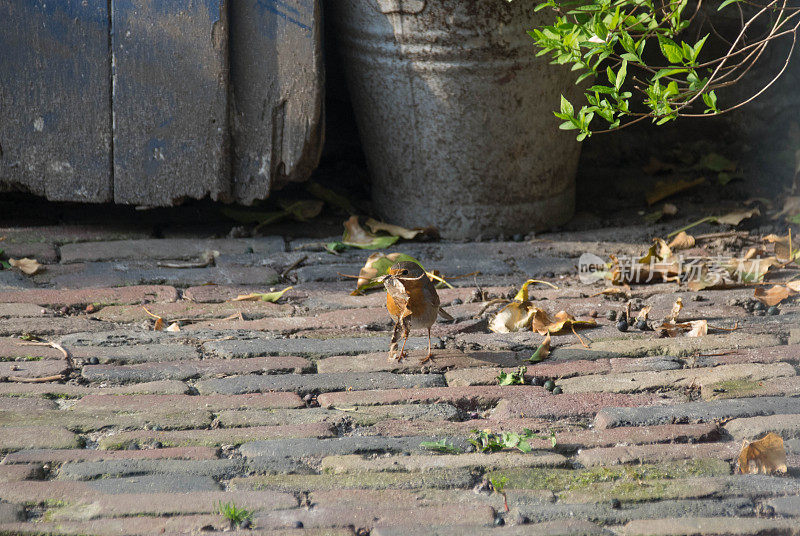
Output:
[657, 35, 684, 63]
[692, 34, 709, 61]
[653, 68, 688, 81]
[615, 60, 627, 90]
[560, 94, 574, 116]
[718, 0, 742, 10]
[0, 261, 9, 270]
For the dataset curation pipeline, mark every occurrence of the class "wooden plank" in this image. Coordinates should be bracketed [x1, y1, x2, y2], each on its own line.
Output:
[112, 0, 230, 205]
[0, 1, 113, 202]
[229, 0, 323, 203]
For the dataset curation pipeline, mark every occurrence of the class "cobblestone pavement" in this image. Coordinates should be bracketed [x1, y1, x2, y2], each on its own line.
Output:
[1, 220, 800, 536]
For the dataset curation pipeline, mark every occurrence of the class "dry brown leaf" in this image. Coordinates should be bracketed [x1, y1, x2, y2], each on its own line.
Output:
[488, 302, 537, 334]
[668, 231, 695, 251]
[153, 317, 164, 331]
[165, 322, 181, 332]
[365, 218, 424, 240]
[530, 308, 552, 334]
[736, 432, 787, 475]
[716, 208, 760, 226]
[686, 319, 708, 337]
[590, 286, 631, 299]
[787, 280, 800, 292]
[635, 306, 651, 322]
[754, 285, 793, 306]
[646, 177, 705, 206]
[667, 298, 683, 323]
[538, 310, 597, 335]
[8, 258, 41, 275]
[742, 246, 767, 261]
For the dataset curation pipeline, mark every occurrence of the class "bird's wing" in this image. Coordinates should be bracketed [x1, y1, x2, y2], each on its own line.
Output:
[438, 307, 454, 321]
[384, 275, 410, 310]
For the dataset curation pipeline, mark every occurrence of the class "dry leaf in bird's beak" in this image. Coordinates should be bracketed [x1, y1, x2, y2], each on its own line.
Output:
[736, 432, 787, 475]
[8, 258, 41, 275]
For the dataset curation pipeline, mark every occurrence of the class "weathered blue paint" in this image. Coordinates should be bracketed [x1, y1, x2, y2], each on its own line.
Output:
[254, 0, 313, 31]
[111, 0, 230, 204]
[229, 0, 323, 202]
[0, 0, 112, 201]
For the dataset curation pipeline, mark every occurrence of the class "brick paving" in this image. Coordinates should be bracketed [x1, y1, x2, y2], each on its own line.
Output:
[0, 224, 799, 536]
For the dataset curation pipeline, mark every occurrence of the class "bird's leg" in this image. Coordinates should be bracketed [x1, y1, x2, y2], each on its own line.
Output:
[396, 313, 411, 361]
[388, 320, 402, 361]
[420, 326, 433, 364]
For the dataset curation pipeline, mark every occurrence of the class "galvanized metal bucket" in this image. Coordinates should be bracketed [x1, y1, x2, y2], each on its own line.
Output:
[330, 0, 581, 239]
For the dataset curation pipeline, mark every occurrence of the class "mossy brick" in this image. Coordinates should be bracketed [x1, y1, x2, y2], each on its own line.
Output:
[576, 441, 738, 467]
[253, 504, 496, 531]
[316, 349, 521, 374]
[85, 473, 221, 494]
[317, 385, 547, 408]
[230, 468, 475, 492]
[0, 285, 179, 306]
[355, 417, 570, 438]
[558, 363, 795, 394]
[195, 371, 446, 396]
[320, 452, 567, 474]
[45, 489, 297, 521]
[595, 396, 800, 429]
[620, 517, 800, 536]
[239, 436, 455, 459]
[702, 375, 800, 400]
[487, 459, 731, 499]
[724, 414, 800, 441]
[59, 237, 284, 263]
[0, 426, 79, 452]
[3, 446, 218, 464]
[98, 422, 336, 450]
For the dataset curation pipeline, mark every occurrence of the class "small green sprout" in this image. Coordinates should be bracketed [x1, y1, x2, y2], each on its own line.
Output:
[490, 475, 509, 512]
[420, 439, 462, 454]
[469, 428, 557, 454]
[218, 500, 252, 528]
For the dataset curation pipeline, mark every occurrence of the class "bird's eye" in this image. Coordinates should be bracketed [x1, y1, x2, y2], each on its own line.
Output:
[401, 269, 409, 275]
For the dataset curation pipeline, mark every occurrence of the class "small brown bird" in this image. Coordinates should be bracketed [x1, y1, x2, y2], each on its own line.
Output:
[382, 261, 453, 362]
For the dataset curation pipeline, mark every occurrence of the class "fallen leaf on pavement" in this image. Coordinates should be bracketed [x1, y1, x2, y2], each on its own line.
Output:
[736, 432, 787, 475]
[165, 322, 181, 332]
[528, 333, 551, 363]
[537, 310, 597, 335]
[8, 258, 41, 275]
[754, 285, 793, 306]
[233, 286, 293, 303]
[141, 306, 164, 331]
[365, 218, 427, 240]
[686, 319, 708, 337]
[646, 177, 705, 206]
[513, 279, 559, 301]
[635, 306, 651, 322]
[764, 233, 797, 262]
[489, 302, 538, 333]
[590, 286, 631, 299]
[668, 231, 695, 250]
[327, 216, 400, 251]
[716, 208, 760, 226]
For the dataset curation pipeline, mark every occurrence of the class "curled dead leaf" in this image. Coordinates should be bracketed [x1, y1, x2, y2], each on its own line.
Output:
[537, 310, 597, 335]
[590, 286, 631, 299]
[8, 258, 41, 275]
[365, 218, 426, 240]
[233, 286, 293, 303]
[165, 322, 181, 332]
[489, 302, 537, 334]
[716, 208, 759, 226]
[754, 285, 793, 307]
[736, 432, 787, 475]
[668, 231, 695, 251]
[662, 203, 678, 216]
[686, 319, 708, 337]
[635, 306, 651, 322]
